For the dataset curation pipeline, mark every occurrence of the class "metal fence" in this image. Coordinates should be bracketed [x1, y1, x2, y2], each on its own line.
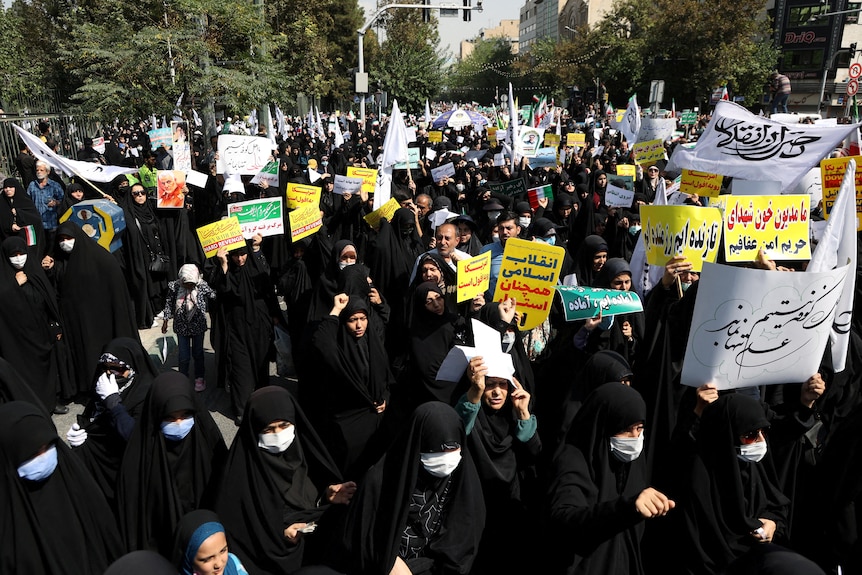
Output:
[0, 114, 105, 180]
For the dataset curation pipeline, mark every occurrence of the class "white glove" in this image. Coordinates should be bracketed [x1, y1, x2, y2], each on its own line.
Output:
[66, 423, 88, 447]
[95, 372, 120, 400]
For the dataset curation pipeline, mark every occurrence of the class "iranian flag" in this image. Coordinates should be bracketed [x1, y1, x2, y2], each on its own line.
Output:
[528, 184, 553, 211]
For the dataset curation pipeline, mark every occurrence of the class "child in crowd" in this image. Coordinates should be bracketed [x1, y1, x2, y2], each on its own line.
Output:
[162, 263, 216, 391]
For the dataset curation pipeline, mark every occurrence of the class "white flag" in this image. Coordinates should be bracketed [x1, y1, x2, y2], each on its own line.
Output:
[13, 124, 137, 184]
[507, 83, 521, 166]
[315, 107, 326, 142]
[621, 94, 641, 145]
[373, 99, 409, 210]
[807, 159, 858, 372]
[425, 99, 433, 124]
[667, 100, 861, 193]
[191, 108, 202, 128]
[333, 124, 345, 148]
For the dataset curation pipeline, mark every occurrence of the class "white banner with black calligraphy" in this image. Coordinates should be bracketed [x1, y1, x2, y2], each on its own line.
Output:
[667, 101, 860, 194]
[681, 262, 848, 390]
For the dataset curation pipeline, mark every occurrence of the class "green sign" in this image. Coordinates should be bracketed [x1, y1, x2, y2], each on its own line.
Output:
[680, 111, 697, 126]
[227, 197, 284, 238]
[555, 286, 643, 322]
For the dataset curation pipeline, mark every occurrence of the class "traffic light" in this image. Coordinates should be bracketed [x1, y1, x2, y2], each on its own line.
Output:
[851, 42, 858, 58]
[463, 0, 471, 22]
[423, 0, 430, 23]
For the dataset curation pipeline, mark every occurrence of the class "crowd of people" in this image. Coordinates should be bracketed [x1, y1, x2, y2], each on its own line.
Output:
[0, 102, 861, 575]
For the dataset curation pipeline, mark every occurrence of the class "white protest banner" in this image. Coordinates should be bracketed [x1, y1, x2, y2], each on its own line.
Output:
[681, 262, 848, 390]
[604, 184, 635, 209]
[333, 175, 364, 195]
[431, 162, 456, 182]
[637, 118, 677, 143]
[394, 148, 420, 170]
[249, 160, 280, 188]
[228, 197, 284, 238]
[493, 153, 506, 167]
[667, 100, 860, 193]
[171, 121, 192, 172]
[216, 135, 272, 175]
[530, 147, 558, 168]
[92, 137, 106, 155]
[185, 169, 209, 189]
[518, 126, 544, 158]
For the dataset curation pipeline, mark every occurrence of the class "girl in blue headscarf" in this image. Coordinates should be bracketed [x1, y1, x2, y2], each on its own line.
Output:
[173, 509, 249, 575]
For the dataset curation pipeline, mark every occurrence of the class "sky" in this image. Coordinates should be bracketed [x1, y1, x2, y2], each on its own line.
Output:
[357, 0, 524, 62]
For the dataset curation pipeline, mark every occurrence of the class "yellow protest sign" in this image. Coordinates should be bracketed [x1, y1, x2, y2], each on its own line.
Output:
[544, 133, 561, 148]
[566, 132, 585, 147]
[680, 169, 724, 198]
[456, 251, 492, 303]
[640, 205, 722, 271]
[346, 166, 378, 195]
[721, 195, 811, 262]
[632, 139, 666, 167]
[289, 206, 322, 241]
[428, 131, 443, 143]
[286, 182, 321, 210]
[492, 238, 565, 330]
[820, 155, 862, 230]
[196, 216, 246, 258]
[363, 197, 400, 230]
[616, 164, 636, 177]
[487, 127, 497, 146]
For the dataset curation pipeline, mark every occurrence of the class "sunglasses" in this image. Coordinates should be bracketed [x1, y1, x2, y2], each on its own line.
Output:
[740, 429, 766, 445]
[131, 191, 147, 197]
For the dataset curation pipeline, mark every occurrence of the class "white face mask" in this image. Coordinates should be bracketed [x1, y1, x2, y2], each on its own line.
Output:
[737, 441, 768, 463]
[9, 254, 27, 269]
[609, 433, 644, 462]
[629, 225, 642, 236]
[59, 239, 75, 253]
[501, 330, 516, 353]
[518, 216, 531, 228]
[17, 445, 58, 482]
[420, 450, 462, 477]
[258, 425, 296, 454]
[456, 183, 465, 192]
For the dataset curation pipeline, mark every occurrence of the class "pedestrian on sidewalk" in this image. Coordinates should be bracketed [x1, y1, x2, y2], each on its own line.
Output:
[162, 263, 215, 392]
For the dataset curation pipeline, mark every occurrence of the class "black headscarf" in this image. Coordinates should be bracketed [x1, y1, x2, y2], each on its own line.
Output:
[104, 550, 177, 575]
[572, 234, 608, 287]
[588, 257, 644, 365]
[306, 240, 357, 323]
[209, 386, 344, 575]
[678, 393, 790, 572]
[0, 235, 64, 409]
[408, 282, 469, 406]
[117, 371, 228, 555]
[51, 220, 140, 393]
[0, 401, 124, 573]
[74, 337, 160, 507]
[336, 402, 485, 575]
[0, 177, 45, 257]
[119, 188, 167, 328]
[547, 383, 649, 574]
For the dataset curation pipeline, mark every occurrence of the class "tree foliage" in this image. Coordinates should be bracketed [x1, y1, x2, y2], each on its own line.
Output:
[368, 3, 446, 114]
[446, 37, 517, 104]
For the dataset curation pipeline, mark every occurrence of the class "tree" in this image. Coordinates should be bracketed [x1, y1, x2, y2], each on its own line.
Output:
[369, 2, 446, 114]
[446, 37, 516, 105]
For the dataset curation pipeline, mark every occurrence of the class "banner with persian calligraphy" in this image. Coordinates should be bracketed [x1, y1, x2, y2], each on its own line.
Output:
[820, 155, 862, 230]
[632, 138, 666, 166]
[681, 262, 848, 390]
[346, 167, 378, 195]
[457, 252, 492, 302]
[227, 197, 284, 238]
[216, 135, 272, 175]
[717, 195, 811, 262]
[555, 286, 643, 322]
[667, 100, 859, 194]
[616, 164, 637, 177]
[489, 179, 527, 197]
[605, 184, 635, 209]
[566, 132, 586, 147]
[530, 147, 559, 168]
[363, 197, 400, 229]
[289, 206, 322, 241]
[640, 205, 722, 271]
[680, 169, 723, 197]
[491, 238, 565, 330]
[196, 217, 246, 258]
[286, 182, 321, 210]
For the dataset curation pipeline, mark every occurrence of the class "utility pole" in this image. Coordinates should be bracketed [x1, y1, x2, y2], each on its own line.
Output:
[356, 1, 483, 129]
